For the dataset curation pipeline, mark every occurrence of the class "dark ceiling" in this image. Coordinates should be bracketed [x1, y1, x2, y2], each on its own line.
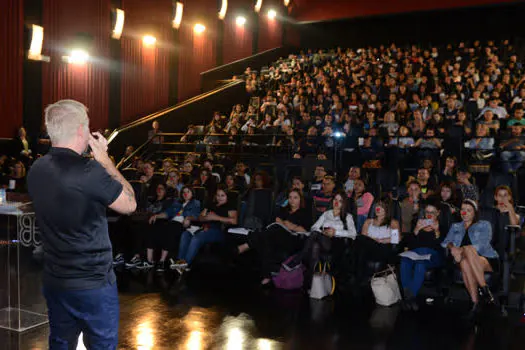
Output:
[291, 0, 520, 22]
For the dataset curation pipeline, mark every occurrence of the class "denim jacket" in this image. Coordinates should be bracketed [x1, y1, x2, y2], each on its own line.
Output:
[441, 220, 498, 259]
[164, 199, 201, 220]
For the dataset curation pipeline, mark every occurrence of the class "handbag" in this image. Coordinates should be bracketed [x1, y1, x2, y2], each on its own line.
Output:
[309, 262, 336, 300]
[370, 265, 401, 306]
[272, 255, 304, 290]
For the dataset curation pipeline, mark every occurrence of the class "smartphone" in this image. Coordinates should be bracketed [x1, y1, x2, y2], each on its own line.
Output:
[422, 219, 433, 227]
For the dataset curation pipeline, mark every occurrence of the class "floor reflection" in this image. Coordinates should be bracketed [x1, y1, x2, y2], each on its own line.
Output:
[1, 264, 524, 350]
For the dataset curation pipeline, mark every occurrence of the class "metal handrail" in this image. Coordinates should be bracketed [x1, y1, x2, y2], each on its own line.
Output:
[107, 79, 244, 145]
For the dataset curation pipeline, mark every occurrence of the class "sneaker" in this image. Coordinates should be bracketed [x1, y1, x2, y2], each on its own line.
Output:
[113, 254, 125, 266]
[156, 261, 166, 272]
[136, 261, 154, 270]
[125, 256, 142, 268]
[170, 259, 188, 270]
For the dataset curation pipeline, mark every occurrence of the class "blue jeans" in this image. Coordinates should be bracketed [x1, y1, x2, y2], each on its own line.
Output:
[43, 282, 119, 350]
[400, 247, 443, 296]
[178, 227, 224, 264]
[501, 151, 525, 173]
[356, 214, 367, 233]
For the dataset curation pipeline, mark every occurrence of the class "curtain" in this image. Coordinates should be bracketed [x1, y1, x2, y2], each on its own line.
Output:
[258, 13, 283, 52]
[223, 15, 253, 65]
[177, 1, 217, 101]
[120, 0, 171, 124]
[42, 0, 111, 132]
[0, 0, 23, 138]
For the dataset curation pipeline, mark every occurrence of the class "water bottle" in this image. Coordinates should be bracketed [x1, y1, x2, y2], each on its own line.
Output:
[0, 188, 6, 204]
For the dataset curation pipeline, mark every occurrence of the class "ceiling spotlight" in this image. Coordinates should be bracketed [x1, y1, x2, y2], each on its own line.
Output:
[236, 16, 246, 26]
[64, 49, 89, 64]
[218, 0, 228, 20]
[142, 35, 156, 46]
[28, 25, 45, 60]
[284, 0, 290, 6]
[111, 8, 125, 39]
[173, 2, 183, 29]
[268, 9, 277, 19]
[254, 0, 263, 13]
[194, 23, 206, 34]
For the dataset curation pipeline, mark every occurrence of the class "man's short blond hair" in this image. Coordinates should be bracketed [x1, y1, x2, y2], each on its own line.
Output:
[44, 100, 89, 144]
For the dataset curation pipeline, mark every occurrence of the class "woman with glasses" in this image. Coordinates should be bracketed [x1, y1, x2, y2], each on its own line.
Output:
[400, 198, 445, 311]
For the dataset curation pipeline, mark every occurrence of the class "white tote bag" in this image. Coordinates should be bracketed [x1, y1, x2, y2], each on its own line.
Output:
[309, 262, 336, 300]
[370, 265, 402, 306]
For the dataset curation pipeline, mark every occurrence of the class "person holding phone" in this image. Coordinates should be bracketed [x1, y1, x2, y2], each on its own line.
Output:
[400, 199, 445, 311]
[28, 100, 137, 349]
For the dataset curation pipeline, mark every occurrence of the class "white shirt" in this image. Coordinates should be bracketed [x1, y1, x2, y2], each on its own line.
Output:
[367, 223, 393, 240]
[311, 210, 357, 239]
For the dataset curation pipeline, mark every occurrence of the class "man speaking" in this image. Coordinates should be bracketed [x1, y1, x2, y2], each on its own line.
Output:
[28, 100, 136, 349]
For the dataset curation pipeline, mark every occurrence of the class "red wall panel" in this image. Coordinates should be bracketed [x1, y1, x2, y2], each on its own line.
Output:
[258, 8, 283, 52]
[0, 0, 24, 138]
[120, 0, 171, 124]
[42, 0, 111, 132]
[293, 0, 520, 22]
[177, 0, 217, 101]
[223, 3, 253, 65]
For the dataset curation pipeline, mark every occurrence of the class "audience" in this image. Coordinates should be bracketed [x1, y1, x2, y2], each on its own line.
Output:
[7, 39, 525, 318]
[172, 185, 238, 271]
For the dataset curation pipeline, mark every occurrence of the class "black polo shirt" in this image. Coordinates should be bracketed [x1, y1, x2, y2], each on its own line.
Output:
[27, 147, 123, 290]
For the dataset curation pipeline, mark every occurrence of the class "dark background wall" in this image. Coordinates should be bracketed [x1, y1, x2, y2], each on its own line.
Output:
[292, 0, 521, 22]
[296, 2, 525, 50]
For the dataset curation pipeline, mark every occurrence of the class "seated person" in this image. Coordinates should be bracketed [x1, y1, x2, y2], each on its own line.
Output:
[290, 191, 357, 287]
[466, 124, 494, 160]
[401, 181, 422, 234]
[442, 200, 499, 318]
[439, 181, 460, 217]
[360, 127, 384, 161]
[275, 176, 307, 208]
[400, 198, 445, 310]
[456, 166, 479, 202]
[172, 185, 238, 272]
[439, 156, 457, 184]
[193, 168, 217, 197]
[224, 173, 241, 193]
[7, 161, 27, 193]
[352, 179, 374, 233]
[236, 189, 312, 286]
[310, 165, 327, 192]
[312, 175, 336, 219]
[478, 110, 500, 134]
[414, 128, 441, 160]
[140, 186, 201, 271]
[355, 198, 400, 281]
[140, 161, 161, 199]
[113, 183, 173, 270]
[500, 125, 525, 173]
[416, 166, 437, 199]
[483, 185, 520, 258]
[344, 166, 361, 197]
[506, 107, 525, 128]
[165, 168, 183, 198]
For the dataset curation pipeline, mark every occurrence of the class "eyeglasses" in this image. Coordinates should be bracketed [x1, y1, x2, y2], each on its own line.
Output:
[424, 210, 437, 215]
